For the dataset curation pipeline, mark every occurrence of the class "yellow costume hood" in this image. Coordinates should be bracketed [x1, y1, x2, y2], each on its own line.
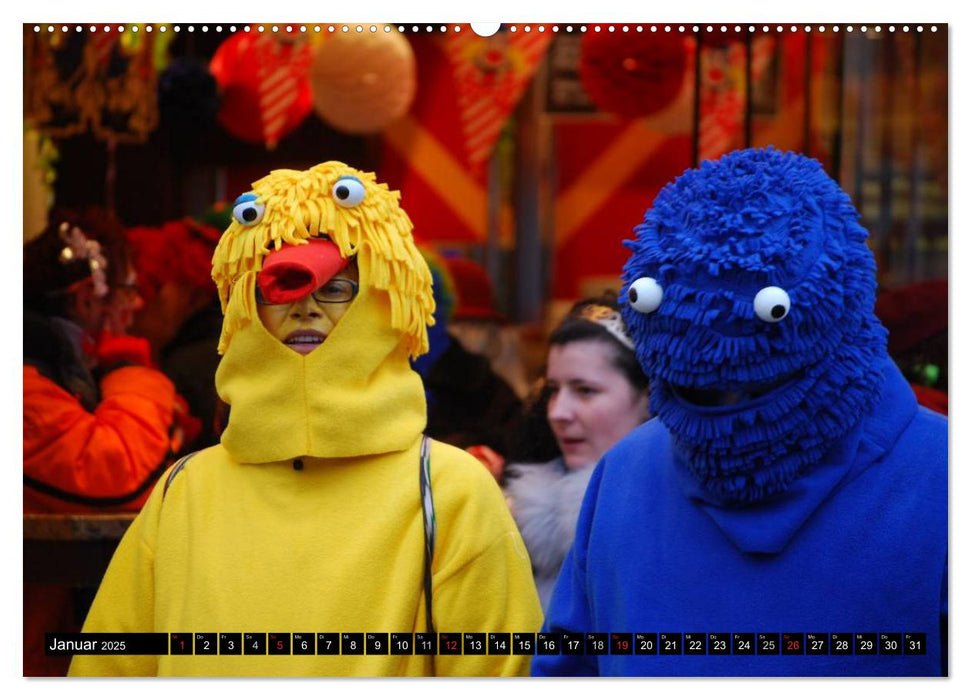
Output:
[211, 162, 435, 463]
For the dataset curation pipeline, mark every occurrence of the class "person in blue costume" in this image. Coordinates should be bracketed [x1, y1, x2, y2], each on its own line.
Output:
[532, 147, 947, 677]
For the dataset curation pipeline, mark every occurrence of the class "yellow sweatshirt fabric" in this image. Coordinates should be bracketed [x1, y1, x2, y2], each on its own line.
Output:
[69, 185, 542, 675]
[68, 436, 540, 676]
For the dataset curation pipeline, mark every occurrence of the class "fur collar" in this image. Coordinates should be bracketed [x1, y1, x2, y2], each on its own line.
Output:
[504, 458, 595, 578]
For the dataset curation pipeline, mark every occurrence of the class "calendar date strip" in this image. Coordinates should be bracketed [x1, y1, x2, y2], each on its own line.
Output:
[46, 632, 928, 656]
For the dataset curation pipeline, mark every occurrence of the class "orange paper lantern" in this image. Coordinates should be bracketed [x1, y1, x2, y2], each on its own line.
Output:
[309, 26, 416, 134]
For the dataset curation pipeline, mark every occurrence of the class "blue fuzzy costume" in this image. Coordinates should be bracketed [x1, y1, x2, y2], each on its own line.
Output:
[533, 148, 947, 676]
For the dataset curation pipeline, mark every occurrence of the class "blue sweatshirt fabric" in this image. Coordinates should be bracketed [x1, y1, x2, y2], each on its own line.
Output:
[532, 361, 947, 676]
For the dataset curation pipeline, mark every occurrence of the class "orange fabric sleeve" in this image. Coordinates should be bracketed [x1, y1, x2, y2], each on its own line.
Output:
[23, 365, 177, 513]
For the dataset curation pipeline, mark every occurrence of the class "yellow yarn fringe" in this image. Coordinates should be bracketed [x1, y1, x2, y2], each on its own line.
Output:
[212, 162, 435, 358]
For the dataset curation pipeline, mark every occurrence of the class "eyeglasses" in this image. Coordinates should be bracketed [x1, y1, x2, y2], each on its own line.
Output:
[112, 283, 141, 298]
[255, 278, 359, 306]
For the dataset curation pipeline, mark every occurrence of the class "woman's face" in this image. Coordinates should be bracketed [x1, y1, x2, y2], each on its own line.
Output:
[256, 262, 359, 356]
[546, 339, 649, 470]
[103, 266, 144, 335]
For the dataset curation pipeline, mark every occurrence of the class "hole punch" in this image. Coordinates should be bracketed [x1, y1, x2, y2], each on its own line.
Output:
[470, 23, 501, 37]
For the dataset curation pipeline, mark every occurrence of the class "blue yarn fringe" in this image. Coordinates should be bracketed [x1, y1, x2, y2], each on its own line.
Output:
[621, 147, 889, 506]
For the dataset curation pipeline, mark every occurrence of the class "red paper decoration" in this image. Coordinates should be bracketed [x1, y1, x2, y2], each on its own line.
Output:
[444, 30, 552, 174]
[698, 36, 776, 161]
[209, 33, 312, 148]
[578, 33, 689, 119]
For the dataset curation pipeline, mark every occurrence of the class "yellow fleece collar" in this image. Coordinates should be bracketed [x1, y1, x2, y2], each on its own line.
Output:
[216, 266, 426, 463]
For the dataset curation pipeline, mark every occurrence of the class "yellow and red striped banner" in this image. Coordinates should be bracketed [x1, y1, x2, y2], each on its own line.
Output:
[444, 30, 551, 173]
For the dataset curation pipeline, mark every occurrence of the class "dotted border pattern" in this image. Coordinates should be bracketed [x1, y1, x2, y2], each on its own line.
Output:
[30, 24, 942, 35]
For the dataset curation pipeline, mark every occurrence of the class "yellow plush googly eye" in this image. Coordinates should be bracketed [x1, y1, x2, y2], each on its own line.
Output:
[232, 194, 265, 226]
[332, 176, 366, 207]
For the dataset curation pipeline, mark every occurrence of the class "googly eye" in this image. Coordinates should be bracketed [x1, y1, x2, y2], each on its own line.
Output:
[332, 176, 366, 207]
[628, 277, 663, 314]
[753, 286, 791, 323]
[232, 194, 265, 227]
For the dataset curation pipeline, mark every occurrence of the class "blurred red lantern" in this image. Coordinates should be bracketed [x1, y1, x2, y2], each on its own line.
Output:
[209, 32, 313, 148]
[579, 33, 690, 119]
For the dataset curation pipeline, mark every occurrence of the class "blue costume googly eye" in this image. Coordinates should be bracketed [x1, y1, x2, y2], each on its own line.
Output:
[628, 277, 663, 314]
[753, 286, 791, 322]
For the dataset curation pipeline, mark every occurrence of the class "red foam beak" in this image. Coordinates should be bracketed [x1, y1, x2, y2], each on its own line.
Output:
[257, 239, 346, 304]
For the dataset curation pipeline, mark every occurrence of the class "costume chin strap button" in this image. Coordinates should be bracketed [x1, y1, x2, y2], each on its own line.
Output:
[293, 459, 304, 471]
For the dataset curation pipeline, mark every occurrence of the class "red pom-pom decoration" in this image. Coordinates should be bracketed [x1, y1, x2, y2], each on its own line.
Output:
[578, 33, 689, 119]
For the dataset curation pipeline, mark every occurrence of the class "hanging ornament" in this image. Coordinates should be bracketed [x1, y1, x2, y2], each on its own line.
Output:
[24, 27, 160, 143]
[309, 25, 416, 134]
[209, 32, 313, 148]
[578, 32, 689, 119]
[444, 28, 552, 175]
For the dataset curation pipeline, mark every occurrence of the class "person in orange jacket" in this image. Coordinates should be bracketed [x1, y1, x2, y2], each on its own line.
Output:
[124, 217, 222, 452]
[23, 209, 184, 676]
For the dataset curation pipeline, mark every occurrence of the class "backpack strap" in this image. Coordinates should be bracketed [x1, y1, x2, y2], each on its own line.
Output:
[419, 435, 436, 635]
[162, 451, 198, 499]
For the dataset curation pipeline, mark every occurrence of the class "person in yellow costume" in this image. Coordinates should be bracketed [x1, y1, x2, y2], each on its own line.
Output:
[69, 162, 543, 677]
